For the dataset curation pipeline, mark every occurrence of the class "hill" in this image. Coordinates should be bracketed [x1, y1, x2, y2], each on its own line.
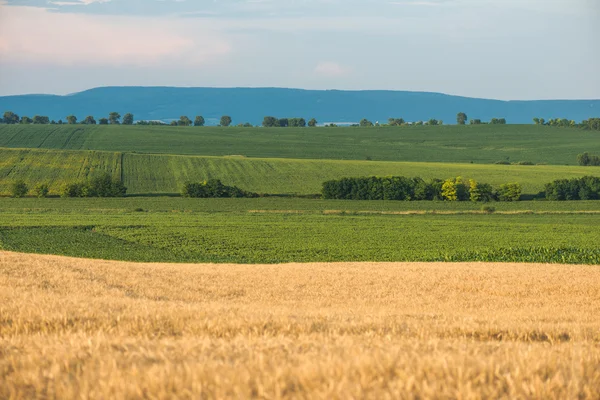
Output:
[1, 148, 597, 196]
[0, 124, 598, 165]
[0, 87, 598, 125]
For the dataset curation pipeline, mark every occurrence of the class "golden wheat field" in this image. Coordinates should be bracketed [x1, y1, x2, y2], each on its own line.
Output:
[1, 251, 600, 399]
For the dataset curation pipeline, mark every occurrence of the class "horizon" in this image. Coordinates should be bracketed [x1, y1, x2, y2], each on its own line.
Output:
[0, 0, 598, 100]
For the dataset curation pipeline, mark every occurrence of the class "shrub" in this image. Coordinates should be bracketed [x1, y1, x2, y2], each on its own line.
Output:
[497, 183, 522, 201]
[494, 161, 510, 165]
[469, 179, 494, 202]
[34, 183, 50, 198]
[577, 152, 600, 166]
[181, 179, 256, 198]
[61, 182, 85, 198]
[10, 180, 28, 198]
[514, 161, 534, 165]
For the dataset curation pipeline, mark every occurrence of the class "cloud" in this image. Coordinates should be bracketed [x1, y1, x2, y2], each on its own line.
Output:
[0, 4, 232, 67]
[314, 62, 351, 77]
[49, 0, 111, 5]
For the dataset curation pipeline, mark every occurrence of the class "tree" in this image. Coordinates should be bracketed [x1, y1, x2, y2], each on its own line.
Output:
[497, 183, 522, 201]
[10, 180, 28, 198]
[533, 117, 540, 125]
[83, 116, 97, 125]
[177, 116, 192, 126]
[20, 116, 33, 124]
[441, 177, 469, 201]
[278, 118, 289, 128]
[170, 121, 178, 126]
[220, 116, 232, 127]
[32, 115, 50, 124]
[456, 112, 467, 125]
[388, 118, 405, 126]
[539, 118, 545, 125]
[34, 183, 49, 198]
[66, 115, 77, 124]
[122, 113, 134, 125]
[470, 119, 482, 125]
[98, 118, 109, 125]
[108, 112, 121, 124]
[427, 119, 439, 126]
[194, 116, 205, 126]
[2, 111, 20, 124]
[308, 118, 318, 127]
[359, 118, 374, 127]
[262, 116, 279, 127]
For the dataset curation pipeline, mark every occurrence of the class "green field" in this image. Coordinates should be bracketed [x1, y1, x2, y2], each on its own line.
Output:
[0, 124, 598, 164]
[1, 198, 600, 264]
[1, 147, 599, 196]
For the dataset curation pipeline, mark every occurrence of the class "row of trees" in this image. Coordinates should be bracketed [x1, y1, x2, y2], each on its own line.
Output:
[545, 177, 600, 200]
[577, 152, 600, 166]
[533, 117, 600, 131]
[321, 176, 522, 202]
[262, 117, 318, 127]
[9, 174, 126, 198]
[181, 179, 257, 198]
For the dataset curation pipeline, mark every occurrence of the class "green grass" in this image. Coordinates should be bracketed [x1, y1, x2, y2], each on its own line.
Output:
[1, 148, 599, 196]
[0, 124, 598, 164]
[1, 198, 600, 264]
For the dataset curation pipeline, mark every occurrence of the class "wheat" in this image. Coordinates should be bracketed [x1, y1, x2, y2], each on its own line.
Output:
[1, 251, 599, 399]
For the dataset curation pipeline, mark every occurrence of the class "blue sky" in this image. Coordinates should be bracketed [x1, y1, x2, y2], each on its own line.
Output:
[0, 0, 598, 99]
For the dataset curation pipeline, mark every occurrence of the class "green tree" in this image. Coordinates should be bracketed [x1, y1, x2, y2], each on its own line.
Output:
[308, 118, 318, 127]
[83, 116, 97, 125]
[34, 183, 50, 198]
[427, 119, 439, 126]
[359, 118, 374, 127]
[10, 180, 28, 198]
[456, 112, 467, 125]
[533, 117, 540, 125]
[469, 179, 494, 202]
[194, 116, 205, 126]
[178, 116, 192, 126]
[278, 118, 289, 127]
[20, 116, 32, 124]
[2, 111, 20, 124]
[98, 118, 109, 125]
[220, 116, 232, 127]
[109, 112, 121, 124]
[66, 115, 78, 124]
[262, 116, 279, 127]
[122, 113, 134, 125]
[497, 183, 522, 201]
[441, 177, 469, 201]
[470, 119, 482, 125]
[32, 115, 50, 124]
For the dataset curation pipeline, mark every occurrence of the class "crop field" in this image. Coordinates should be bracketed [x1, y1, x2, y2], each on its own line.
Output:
[1, 124, 598, 164]
[1, 198, 600, 264]
[1, 147, 598, 196]
[1, 251, 599, 398]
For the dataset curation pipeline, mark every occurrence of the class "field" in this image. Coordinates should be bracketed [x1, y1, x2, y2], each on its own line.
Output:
[1, 148, 599, 196]
[2, 198, 600, 264]
[1, 124, 598, 164]
[2, 251, 599, 398]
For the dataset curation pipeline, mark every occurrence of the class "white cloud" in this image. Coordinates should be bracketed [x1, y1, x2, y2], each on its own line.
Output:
[49, 0, 111, 5]
[0, 4, 232, 67]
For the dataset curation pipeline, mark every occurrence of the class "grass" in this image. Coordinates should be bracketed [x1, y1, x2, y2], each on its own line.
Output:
[1, 198, 600, 264]
[1, 147, 599, 196]
[0, 124, 598, 164]
[2, 251, 599, 398]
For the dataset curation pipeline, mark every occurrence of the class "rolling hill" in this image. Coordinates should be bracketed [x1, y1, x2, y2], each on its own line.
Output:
[0, 124, 598, 165]
[1, 87, 598, 125]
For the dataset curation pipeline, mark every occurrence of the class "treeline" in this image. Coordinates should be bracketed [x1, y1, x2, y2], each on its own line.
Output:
[181, 179, 257, 198]
[577, 153, 600, 166]
[545, 177, 600, 200]
[533, 117, 600, 131]
[9, 174, 126, 198]
[322, 176, 522, 202]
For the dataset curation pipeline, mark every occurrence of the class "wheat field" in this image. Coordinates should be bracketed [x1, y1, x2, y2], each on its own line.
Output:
[1, 251, 599, 399]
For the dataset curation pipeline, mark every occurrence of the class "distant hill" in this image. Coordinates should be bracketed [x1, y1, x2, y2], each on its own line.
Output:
[0, 87, 598, 125]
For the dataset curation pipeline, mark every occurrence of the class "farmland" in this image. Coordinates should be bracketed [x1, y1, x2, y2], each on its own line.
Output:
[0, 123, 598, 164]
[1, 198, 600, 264]
[1, 147, 598, 196]
[2, 251, 600, 398]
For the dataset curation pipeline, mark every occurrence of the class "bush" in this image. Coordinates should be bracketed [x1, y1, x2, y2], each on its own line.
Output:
[497, 183, 522, 201]
[441, 177, 469, 201]
[577, 152, 600, 166]
[469, 179, 494, 202]
[34, 183, 50, 198]
[494, 160, 510, 165]
[181, 179, 256, 198]
[481, 205, 496, 213]
[514, 161, 534, 165]
[10, 180, 28, 198]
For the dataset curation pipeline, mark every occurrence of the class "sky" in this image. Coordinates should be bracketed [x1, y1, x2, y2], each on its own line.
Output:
[0, 0, 598, 100]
